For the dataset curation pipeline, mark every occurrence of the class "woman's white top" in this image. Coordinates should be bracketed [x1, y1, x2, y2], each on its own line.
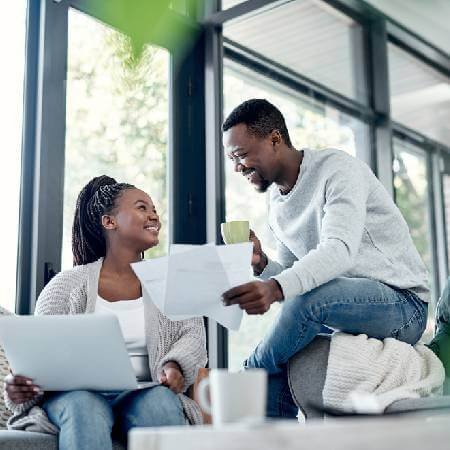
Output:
[95, 296, 151, 381]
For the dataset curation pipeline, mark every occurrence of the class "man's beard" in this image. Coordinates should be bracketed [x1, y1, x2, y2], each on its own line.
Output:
[255, 178, 272, 193]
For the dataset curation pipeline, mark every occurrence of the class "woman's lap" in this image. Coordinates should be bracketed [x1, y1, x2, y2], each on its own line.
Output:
[43, 384, 186, 439]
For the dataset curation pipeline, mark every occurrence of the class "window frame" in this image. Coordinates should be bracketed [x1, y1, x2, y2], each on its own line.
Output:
[16, 0, 450, 368]
[17, 0, 207, 313]
[202, 0, 450, 368]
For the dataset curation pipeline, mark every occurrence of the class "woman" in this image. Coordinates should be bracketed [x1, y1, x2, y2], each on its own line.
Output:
[5, 176, 207, 449]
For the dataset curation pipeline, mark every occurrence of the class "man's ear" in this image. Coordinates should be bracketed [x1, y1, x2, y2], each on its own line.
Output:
[271, 130, 282, 148]
[101, 214, 116, 230]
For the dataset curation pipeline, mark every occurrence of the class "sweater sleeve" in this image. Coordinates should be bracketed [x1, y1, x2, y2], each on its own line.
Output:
[157, 317, 207, 391]
[258, 237, 297, 280]
[273, 161, 369, 300]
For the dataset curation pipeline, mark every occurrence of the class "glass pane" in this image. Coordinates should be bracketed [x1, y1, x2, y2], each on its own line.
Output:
[393, 138, 435, 340]
[224, 0, 367, 103]
[0, 2, 26, 312]
[224, 63, 370, 370]
[62, 9, 169, 269]
[389, 43, 450, 145]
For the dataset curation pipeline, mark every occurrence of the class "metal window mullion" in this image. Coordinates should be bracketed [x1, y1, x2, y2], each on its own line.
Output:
[29, 0, 68, 312]
[431, 151, 448, 296]
[368, 18, 393, 197]
[16, 0, 42, 314]
[204, 0, 228, 369]
[425, 149, 442, 304]
[170, 40, 206, 246]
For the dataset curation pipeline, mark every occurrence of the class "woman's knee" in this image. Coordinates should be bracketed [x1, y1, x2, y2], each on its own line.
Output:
[124, 386, 185, 428]
[45, 390, 113, 427]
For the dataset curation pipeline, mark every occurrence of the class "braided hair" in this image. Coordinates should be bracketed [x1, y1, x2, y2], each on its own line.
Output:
[72, 175, 135, 266]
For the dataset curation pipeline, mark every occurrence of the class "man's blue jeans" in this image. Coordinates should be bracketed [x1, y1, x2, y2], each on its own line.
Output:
[244, 277, 428, 418]
[42, 385, 185, 450]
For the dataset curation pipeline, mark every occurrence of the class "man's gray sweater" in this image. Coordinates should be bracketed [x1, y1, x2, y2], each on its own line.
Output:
[260, 148, 430, 302]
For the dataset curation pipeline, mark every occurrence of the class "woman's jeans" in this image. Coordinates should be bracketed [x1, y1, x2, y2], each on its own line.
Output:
[42, 385, 185, 450]
[244, 277, 428, 418]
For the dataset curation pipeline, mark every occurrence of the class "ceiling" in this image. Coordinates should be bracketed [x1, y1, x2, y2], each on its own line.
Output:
[366, 0, 450, 55]
[222, 0, 450, 55]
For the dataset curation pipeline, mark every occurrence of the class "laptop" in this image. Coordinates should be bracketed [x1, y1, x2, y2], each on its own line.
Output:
[0, 314, 138, 391]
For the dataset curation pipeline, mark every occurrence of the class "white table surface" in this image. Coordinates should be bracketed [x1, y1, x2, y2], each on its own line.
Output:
[129, 414, 450, 450]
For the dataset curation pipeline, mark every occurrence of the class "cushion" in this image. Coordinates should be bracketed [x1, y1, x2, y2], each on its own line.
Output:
[0, 430, 56, 450]
[0, 306, 12, 429]
[0, 431, 125, 450]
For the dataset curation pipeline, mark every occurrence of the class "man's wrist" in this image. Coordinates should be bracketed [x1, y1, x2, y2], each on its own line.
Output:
[254, 252, 268, 276]
[267, 278, 284, 302]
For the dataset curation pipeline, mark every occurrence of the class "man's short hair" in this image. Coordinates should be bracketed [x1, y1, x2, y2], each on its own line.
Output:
[222, 99, 293, 148]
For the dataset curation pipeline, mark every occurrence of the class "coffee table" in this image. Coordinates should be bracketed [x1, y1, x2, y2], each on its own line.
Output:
[129, 414, 450, 450]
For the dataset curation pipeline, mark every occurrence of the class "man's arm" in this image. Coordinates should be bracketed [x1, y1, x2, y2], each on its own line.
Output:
[251, 229, 297, 279]
[224, 160, 369, 313]
[272, 162, 369, 300]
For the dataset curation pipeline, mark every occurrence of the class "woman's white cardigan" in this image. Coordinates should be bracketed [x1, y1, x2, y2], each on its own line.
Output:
[4, 258, 208, 433]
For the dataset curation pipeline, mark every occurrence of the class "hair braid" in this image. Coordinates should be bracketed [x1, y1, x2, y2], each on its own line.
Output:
[72, 176, 135, 266]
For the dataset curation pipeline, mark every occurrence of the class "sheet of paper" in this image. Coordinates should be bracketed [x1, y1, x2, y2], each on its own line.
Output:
[131, 243, 252, 330]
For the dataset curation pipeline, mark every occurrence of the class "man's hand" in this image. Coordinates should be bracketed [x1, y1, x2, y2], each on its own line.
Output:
[249, 230, 268, 275]
[222, 279, 284, 315]
[158, 362, 185, 394]
[4, 374, 42, 405]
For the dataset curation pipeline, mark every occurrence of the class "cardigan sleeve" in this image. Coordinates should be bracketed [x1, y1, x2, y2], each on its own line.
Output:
[156, 317, 207, 391]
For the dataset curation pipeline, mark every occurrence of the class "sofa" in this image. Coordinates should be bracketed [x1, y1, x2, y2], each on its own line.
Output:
[2, 330, 450, 449]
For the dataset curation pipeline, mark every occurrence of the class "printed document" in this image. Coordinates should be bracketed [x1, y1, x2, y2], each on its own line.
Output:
[131, 243, 253, 330]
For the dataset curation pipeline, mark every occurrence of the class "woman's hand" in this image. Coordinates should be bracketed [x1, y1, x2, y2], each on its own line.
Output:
[158, 362, 185, 394]
[4, 374, 42, 405]
[249, 230, 268, 275]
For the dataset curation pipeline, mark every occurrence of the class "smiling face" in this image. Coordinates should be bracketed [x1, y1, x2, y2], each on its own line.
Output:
[223, 123, 280, 193]
[102, 188, 161, 252]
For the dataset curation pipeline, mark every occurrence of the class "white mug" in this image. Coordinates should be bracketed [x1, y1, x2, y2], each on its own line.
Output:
[197, 369, 267, 425]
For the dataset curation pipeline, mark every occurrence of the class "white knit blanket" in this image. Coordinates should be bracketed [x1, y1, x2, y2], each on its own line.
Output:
[323, 333, 445, 413]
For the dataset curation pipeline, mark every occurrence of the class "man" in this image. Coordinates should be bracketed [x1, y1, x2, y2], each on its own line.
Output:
[221, 99, 429, 418]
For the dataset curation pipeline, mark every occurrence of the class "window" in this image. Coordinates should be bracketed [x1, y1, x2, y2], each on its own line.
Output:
[224, 63, 369, 370]
[62, 8, 169, 269]
[223, 0, 368, 103]
[393, 138, 435, 339]
[388, 43, 450, 145]
[0, 1, 26, 312]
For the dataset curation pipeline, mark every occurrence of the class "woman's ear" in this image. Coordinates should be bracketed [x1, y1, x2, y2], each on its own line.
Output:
[101, 214, 116, 230]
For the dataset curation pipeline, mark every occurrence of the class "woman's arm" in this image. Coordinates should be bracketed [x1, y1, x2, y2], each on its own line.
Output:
[157, 317, 207, 391]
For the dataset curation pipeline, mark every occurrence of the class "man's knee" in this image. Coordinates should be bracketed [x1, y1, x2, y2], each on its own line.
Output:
[282, 289, 322, 322]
